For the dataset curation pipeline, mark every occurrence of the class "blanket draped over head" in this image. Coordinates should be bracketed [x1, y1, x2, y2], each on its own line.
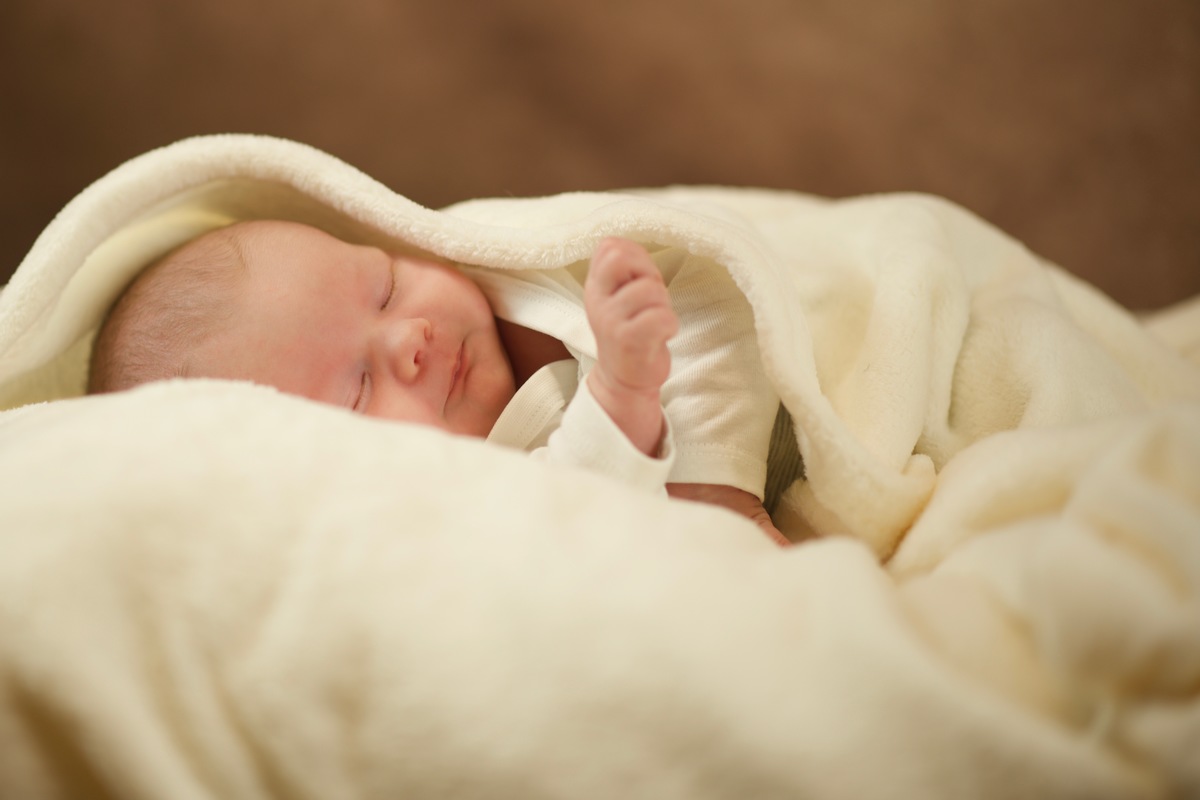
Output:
[1, 135, 1198, 799]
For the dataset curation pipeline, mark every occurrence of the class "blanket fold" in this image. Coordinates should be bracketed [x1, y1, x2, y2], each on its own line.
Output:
[1, 135, 1198, 799]
[7, 136, 1197, 553]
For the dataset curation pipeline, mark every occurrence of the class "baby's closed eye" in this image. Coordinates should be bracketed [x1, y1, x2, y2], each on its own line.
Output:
[381, 263, 397, 310]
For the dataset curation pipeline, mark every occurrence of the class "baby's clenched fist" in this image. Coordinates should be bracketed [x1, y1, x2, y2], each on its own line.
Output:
[584, 238, 679, 455]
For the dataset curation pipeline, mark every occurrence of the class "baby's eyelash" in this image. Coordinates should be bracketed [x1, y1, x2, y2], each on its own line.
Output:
[382, 267, 397, 310]
[354, 371, 371, 412]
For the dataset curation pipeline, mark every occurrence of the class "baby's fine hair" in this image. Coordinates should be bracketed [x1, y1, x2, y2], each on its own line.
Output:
[87, 226, 246, 394]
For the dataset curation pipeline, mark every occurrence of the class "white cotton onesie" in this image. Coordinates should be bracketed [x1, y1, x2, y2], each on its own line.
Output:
[464, 247, 781, 499]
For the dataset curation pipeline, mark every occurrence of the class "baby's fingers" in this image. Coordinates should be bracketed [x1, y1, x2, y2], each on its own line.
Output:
[586, 237, 662, 300]
[621, 304, 680, 346]
[601, 304, 676, 390]
[601, 274, 675, 327]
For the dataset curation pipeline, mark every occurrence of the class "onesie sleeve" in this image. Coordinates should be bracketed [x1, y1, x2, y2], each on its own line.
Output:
[657, 250, 780, 499]
[530, 375, 676, 495]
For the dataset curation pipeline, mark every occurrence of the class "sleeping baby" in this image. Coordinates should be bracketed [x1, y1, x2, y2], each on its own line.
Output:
[87, 220, 790, 545]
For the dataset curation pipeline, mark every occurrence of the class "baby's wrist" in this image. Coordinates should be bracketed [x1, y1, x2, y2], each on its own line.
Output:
[586, 370, 665, 457]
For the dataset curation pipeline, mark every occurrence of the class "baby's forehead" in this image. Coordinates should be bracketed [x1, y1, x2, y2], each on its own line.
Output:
[219, 219, 290, 253]
[231, 222, 372, 293]
[204, 221, 301, 276]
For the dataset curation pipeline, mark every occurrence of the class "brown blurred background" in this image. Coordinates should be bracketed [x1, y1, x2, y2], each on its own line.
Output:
[2, 0, 1197, 309]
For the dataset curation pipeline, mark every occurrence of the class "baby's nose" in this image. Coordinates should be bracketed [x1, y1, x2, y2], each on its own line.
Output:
[379, 318, 431, 383]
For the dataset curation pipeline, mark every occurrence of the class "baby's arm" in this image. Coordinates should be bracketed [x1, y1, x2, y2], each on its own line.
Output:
[586, 240, 787, 547]
[584, 238, 679, 456]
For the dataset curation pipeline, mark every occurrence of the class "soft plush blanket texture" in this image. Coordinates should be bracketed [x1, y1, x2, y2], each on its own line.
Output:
[1, 135, 1198, 799]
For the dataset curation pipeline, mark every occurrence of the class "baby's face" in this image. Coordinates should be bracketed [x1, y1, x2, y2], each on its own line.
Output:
[187, 221, 515, 436]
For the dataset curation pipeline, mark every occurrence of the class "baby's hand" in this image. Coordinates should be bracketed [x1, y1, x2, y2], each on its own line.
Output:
[584, 238, 679, 456]
[667, 483, 791, 547]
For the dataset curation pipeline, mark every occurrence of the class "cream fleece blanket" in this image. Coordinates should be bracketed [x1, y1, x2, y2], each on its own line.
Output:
[1, 134, 1198, 798]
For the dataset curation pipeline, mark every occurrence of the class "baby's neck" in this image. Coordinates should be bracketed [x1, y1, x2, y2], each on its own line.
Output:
[495, 319, 572, 387]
